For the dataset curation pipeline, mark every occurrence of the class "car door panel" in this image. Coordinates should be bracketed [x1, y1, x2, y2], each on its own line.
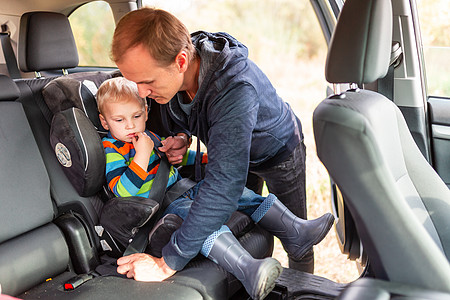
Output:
[428, 97, 450, 188]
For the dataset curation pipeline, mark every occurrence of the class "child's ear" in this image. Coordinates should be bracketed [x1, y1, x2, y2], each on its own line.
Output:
[99, 114, 109, 130]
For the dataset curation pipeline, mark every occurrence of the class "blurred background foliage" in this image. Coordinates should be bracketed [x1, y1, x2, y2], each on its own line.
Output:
[69, 1, 115, 67]
[69, 0, 326, 68]
[417, 0, 450, 96]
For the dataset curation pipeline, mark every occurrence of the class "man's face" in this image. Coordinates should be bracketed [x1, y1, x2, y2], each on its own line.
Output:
[99, 96, 148, 143]
[116, 44, 184, 105]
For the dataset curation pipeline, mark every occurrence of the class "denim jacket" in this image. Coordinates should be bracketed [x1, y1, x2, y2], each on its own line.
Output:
[162, 31, 303, 270]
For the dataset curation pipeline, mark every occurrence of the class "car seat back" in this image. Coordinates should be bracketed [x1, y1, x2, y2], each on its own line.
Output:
[43, 75, 111, 197]
[0, 75, 71, 295]
[313, 0, 450, 292]
[14, 11, 114, 226]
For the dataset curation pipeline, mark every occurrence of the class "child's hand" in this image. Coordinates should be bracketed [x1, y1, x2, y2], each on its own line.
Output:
[132, 132, 154, 154]
[131, 132, 154, 170]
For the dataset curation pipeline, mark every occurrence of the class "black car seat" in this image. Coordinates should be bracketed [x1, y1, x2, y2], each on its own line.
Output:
[0, 74, 205, 299]
[0, 10, 275, 299]
[313, 0, 450, 292]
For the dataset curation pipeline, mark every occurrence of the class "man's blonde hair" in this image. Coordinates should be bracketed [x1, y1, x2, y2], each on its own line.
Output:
[111, 7, 196, 67]
[97, 77, 145, 114]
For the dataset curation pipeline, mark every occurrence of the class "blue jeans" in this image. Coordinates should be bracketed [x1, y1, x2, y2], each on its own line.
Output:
[164, 180, 267, 220]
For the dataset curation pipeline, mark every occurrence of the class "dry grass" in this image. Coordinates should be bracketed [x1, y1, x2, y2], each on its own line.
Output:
[262, 55, 360, 283]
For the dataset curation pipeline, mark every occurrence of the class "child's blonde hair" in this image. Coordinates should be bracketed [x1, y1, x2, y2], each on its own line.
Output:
[97, 77, 145, 114]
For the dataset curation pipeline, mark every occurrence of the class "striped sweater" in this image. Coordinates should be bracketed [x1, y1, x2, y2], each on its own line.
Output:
[102, 131, 207, 198]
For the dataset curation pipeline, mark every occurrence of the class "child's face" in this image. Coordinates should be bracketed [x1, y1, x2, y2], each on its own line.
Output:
[99, 96, 148, 143]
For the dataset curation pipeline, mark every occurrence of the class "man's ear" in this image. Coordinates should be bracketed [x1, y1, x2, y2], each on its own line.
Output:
[144, 104, 149, 122]
[175, 50, 189, 73]
[99, 114, 109, 130]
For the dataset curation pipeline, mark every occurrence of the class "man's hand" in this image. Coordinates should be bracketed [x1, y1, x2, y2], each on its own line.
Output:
[159, 134, 189, 164]
[117, 253, 176, 282]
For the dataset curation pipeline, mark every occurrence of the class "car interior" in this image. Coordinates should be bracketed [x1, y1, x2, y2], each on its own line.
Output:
[1, 0, 450, 299]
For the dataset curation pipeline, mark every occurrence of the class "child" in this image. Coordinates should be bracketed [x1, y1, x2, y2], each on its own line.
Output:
[97, 77, 334, 300]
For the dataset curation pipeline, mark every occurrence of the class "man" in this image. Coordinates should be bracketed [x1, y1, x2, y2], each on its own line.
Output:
[112, 7, 319, 280]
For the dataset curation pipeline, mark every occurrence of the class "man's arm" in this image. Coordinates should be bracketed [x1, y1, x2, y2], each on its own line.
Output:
[161, 84, 260, 270]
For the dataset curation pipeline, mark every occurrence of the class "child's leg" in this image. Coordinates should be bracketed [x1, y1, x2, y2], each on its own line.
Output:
[147, 192, 194, 257]
[244, 192, 334, 261]
[201, 225, 282, 300]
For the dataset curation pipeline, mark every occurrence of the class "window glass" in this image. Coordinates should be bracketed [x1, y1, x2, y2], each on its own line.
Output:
[417, 0, 450, 97]
[69, 1, 116, 67]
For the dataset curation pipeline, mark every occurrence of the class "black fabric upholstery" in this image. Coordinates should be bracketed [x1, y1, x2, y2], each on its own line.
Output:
[0, 101, 54, 243]
[50, 108, 106, 197]
[15, 78, 103, 225]
[0, 224, 70, 295]
[0, 91, 70, 296]
[42, 72, 112, 132]
[19, 272, 204, 300]
[18, 12, 79, 72]
[0, 74, 20, 101]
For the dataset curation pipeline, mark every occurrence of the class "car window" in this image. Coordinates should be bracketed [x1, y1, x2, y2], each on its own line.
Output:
[69, 1, 116, 67]
[417, 0, 450, 97]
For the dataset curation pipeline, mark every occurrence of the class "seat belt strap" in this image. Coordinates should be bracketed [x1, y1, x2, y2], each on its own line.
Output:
[378, 41, 402, 101]
[123, 132, 171, 256]
[0, 32, 21, 79]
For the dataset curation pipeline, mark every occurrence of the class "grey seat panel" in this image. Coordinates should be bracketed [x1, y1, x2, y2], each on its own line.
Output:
[314, 91, 450, 290]
[313, 0, 450, 292]
[0, 101, 54, 242]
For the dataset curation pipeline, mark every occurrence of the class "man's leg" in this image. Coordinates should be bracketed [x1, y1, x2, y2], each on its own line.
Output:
[251, 142, 315, 273]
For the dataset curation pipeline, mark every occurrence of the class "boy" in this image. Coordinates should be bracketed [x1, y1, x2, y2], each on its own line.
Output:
[97, 77, 334, 300]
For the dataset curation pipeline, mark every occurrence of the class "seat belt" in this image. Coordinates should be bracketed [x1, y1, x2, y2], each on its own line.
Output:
[123, 131, 171, 256]
[0, 28, 21, 79]
[378, 41, 403, 101]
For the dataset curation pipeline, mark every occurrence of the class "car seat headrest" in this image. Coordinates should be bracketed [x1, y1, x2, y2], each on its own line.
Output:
[42, 73, 111, 133]
[325, 0, 393, 85]
[0, 74, 20, 101]
[18, 11, 79, 73]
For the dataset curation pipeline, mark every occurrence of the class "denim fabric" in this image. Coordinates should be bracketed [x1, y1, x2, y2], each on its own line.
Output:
[250, 141, 307, 219]
[164, 180, 267, 221]
[162, 181, 269, 270]
[250, 141, 313, 272]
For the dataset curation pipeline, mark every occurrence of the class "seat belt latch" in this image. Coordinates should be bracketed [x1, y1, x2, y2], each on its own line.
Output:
[64, 274, 93, 291]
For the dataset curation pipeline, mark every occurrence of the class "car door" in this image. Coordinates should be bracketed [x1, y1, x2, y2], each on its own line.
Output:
[417, 0, 450, 188]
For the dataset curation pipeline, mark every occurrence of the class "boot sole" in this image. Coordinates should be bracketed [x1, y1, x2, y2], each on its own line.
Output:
[290, 213, 335, 260]
[251, 258, 283, 300]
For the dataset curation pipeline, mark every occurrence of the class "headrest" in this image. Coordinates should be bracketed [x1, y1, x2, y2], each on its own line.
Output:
[18, 12, 79, 72]
[0, 74, 20, 101]
[325, 0, 392, 85]
[42, 72, 112, 133]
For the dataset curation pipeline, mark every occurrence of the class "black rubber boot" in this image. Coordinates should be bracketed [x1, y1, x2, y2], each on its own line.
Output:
[147, 214, 183, 258]
[257, 199, 334, 261]
[207, 231, 282, 300]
